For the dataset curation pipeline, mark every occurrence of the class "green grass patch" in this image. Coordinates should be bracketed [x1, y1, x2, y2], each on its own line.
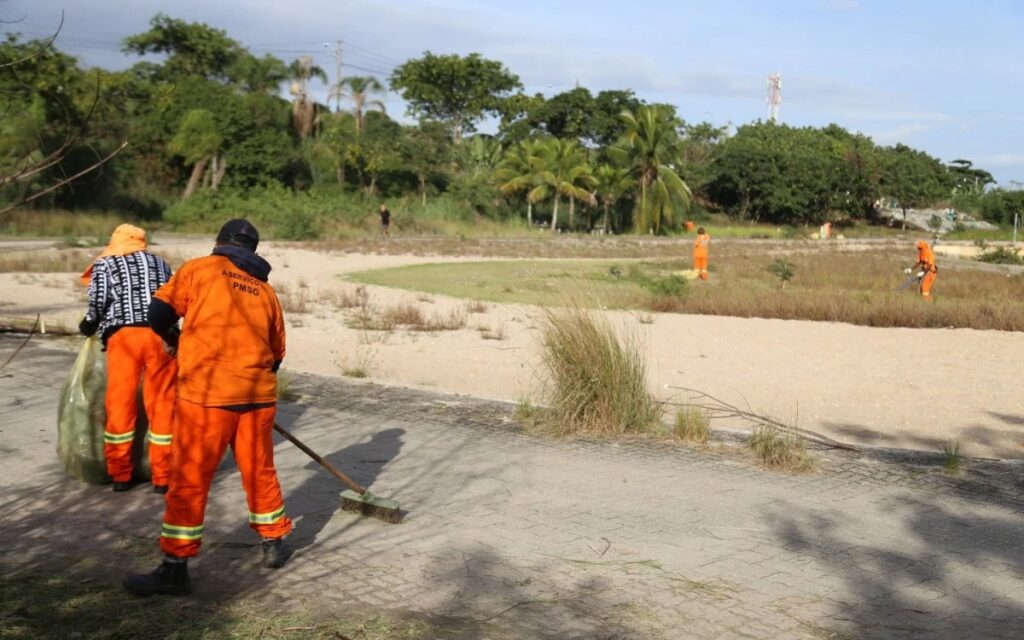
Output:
[348, 249, 1024, 331]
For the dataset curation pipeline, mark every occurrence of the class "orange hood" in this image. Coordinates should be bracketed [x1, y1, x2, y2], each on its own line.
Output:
[80, 224, 147, 286]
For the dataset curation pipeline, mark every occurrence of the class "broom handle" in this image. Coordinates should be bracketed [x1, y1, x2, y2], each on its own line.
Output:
[273, 423, 367, 495]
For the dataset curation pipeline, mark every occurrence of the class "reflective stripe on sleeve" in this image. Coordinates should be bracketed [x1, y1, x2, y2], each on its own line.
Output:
[161, 523, 204, 540]
[103, 430, 135, 445]
[249, 507, 286, 525]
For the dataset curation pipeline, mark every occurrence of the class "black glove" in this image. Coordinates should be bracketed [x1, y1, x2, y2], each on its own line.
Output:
[271, 359, 282, 373]
[79, 317, 98, 337]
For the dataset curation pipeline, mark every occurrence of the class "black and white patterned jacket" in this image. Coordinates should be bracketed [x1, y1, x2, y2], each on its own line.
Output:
[85, 251, 173, 343]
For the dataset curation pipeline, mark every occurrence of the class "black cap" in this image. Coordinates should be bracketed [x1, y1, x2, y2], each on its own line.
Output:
[216, 218, 259, 251]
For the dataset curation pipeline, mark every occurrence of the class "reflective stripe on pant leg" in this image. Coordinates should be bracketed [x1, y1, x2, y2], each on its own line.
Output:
[234, 405, 293, 540]
[143, 334, 178, 485]
[160, 399, 236, 558]
[104, 330, 143, 482]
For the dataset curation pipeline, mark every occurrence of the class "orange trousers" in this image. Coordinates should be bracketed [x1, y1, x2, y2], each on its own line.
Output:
[920, 271, 936, 301]
[160, 399, 292, 558]
[104, 327, 177, 484]
[694, 255, 709, 280]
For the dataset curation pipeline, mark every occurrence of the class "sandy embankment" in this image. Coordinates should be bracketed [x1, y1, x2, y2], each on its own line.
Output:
[2, 239, 1022, 460]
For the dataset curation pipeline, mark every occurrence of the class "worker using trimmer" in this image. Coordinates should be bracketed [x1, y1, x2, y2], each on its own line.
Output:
[124, 219, 292, 596]
[693, 227, 711, 280]
[79, 224, 176, 493]
[906, 240, 938, 301]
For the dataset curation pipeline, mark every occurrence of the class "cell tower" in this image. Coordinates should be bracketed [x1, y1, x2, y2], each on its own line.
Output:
[767, 72, 782, 123]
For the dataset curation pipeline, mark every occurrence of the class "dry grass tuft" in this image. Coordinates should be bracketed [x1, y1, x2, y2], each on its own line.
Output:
[748, 424, 815, 473]
[477, 323, 507, 340]
[411, 309, 468, 332]
[674, 405, 711, 443]
[275, 283, 311, 314]
[465, 300, 489, 313]
[382, 302, 427, 326]
[532, 304, 661, 437]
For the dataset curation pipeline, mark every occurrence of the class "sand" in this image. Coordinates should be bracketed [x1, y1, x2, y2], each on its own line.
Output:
[3, 238, 1022, 460]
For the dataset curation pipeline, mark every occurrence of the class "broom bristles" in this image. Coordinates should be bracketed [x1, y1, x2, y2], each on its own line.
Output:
[340, 490, 404, 524]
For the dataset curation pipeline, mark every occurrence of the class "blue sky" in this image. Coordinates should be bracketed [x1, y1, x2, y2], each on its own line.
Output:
[8, 0, 1024, 184]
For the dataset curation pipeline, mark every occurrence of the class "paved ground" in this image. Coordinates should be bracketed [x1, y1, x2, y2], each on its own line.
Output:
[3, 336, 1024, 639]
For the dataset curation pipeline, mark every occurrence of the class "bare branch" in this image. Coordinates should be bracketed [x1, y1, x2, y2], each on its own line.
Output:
[0, 11, 64, 69]
[0, 139, 128, 215]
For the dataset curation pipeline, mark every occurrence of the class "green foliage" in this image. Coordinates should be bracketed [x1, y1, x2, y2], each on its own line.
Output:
[122, 13, 247, 82]
[976, 247, 1023, 265]
[170, 109, 221, 163]
[879, 144, 951, 218]
[766, 259, 795, 287]
[389, 52, 522, 142]
[610, 105, 691, 233]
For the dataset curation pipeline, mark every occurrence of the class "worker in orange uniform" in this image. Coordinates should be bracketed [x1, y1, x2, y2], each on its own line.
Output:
[693, 227, 711, 280]
[907, 240, 938, 301]
[123, 219, 292, 596]
[78, 224, 176, 493]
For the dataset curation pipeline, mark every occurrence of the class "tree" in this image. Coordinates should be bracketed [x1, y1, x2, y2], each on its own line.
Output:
[332, 76, 386, 134]
[231, 53, 288, 95]
[169, 108, 222, 198]
[593, 164, 634, 233]
[495, 138, 547, 226]
[451, 135, 503, 216]
[879, 144, 950, 229]
[122, 13, 244, 82]
[288, 56, 328, 140]
[400, 121, 450, 205]
[947, 159, 995, 195]
[535, 138, 596, 231]
[609, 105, 691, 234]
[390, 52, 521, 144]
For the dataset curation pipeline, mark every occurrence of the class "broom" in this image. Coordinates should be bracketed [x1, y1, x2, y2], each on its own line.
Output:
[273, 423, 403, 524]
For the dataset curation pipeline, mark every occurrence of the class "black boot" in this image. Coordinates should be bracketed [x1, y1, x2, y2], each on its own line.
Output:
[112, 481, 133, 492]
[152, 484, 168, 495]
[261, 538, 290, 569]
[123, 559, 191, 596]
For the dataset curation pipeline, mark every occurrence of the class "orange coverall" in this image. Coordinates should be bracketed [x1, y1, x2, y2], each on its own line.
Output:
[693, 233, 711, 280]
[104, 328, 177, 484]
[916, 241, 938, 301]
[153, 254, 291, 558]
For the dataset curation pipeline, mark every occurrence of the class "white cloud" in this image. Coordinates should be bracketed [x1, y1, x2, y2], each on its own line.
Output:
[872, 122, 934, 145]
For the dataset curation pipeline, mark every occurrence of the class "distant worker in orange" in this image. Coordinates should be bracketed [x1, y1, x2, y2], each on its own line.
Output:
[78, 224, 176, 493]
[907, 240, 938, 301]
[693, 227, 711, 280]
[685, 220, 695, 233]
[124, 219, 291, 596]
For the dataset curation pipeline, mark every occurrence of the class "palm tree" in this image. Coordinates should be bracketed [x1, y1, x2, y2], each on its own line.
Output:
[536, 138, 596, 231]
[593, 164, 634, 234]
[330, 76, 386, 134]
[609, 105, 691, 234]
[495, 138, 546, 226]
[288, 56, 328, 139]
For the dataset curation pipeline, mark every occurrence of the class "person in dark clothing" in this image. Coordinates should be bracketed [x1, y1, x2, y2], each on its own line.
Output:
[378, 204, 391, 237]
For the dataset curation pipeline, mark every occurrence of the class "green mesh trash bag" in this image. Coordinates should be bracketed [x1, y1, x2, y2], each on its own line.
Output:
[57, 336, 108, 483]
[56, 336, 153, 484]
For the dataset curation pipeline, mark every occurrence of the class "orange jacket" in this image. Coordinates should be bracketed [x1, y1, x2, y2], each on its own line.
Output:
[693, 233, 711, 258]
[917, 243, 938, 273]
[153, 254, 285, 406]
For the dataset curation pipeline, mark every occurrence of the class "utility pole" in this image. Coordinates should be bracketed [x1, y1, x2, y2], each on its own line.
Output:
[324, 39, 343, 112]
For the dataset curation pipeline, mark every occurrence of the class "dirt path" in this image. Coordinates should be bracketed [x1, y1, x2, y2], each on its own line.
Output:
[4, 338, 1024, 639]
[2, 238, 1022, 459]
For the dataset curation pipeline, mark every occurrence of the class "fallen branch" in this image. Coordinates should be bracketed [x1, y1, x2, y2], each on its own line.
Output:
[0, 316, 76, 336]
[0, 314, 38, 371]
[664, 385, 859, 452]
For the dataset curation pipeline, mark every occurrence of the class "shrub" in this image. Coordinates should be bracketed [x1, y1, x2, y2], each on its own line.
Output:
[977, 247, 1023, 265]
[748, 424, 814, 473]
[674, 406, 711, 443]
[534, 304, 660, 437]
[942, 440, 963, 474]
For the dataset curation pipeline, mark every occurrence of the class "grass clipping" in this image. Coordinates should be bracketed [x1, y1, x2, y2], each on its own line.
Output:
[532, 304, 660, 437]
